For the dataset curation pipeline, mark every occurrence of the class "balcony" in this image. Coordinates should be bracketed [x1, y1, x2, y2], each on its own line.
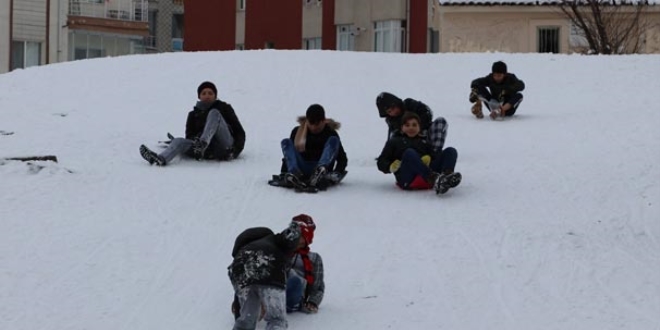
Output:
[68, 0, 148, 22]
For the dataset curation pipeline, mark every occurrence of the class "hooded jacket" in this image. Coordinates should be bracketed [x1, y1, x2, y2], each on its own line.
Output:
[280, 116, 348, 173]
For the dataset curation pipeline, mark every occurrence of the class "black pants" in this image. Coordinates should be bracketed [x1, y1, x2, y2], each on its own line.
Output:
[474, 86, 523, 116]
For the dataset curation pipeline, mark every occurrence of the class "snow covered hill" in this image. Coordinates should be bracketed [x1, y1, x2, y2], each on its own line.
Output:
[1, 50, 659, 330]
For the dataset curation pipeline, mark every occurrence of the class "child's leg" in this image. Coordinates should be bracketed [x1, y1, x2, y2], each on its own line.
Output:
[503, 93, 523, 116]
[259, 286, 288, 330]
[198, 109, 232, 146]
[428, 117, 448, 151]
[317, 136, 339, 168]
[205, 109, 235, 157]
[281, 139, 314, 177]
[233, 286, 262, 330]
[159, 137, 194, 164]
[430, 147, 458, 174]
[395, 148, 431, 188]
[286, 273, 306, 312]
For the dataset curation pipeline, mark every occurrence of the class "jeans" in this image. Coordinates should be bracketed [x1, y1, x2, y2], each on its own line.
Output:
[395, 147, 458, 188]
[286, 273, 306, 312]
[233, 285, 287, 330]
[280, 136, 339, 176]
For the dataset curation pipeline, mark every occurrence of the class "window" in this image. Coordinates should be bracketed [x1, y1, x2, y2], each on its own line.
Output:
[429, 29, 439, 53]
[238, 0, 245, 10]
[374, 20, 406, 53]
[265, 41, 275, 49]
[172, 38, 183, 51]
[172, 14, 184, 38]
[11, 41, 41, 70]
[303, 37, 322, 50]
[538, 26, 560, 53]
[336, 25, 355, 51]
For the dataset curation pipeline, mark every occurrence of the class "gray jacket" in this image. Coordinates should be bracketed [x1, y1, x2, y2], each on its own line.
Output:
[289, 251, 325, 307]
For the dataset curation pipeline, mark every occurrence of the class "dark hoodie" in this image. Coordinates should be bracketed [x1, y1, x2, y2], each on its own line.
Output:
[228, 223, 302, 289]
[376, 92, 434, 136]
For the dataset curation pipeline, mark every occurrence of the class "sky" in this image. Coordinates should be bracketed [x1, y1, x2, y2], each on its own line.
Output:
[0, 50, 659, 330]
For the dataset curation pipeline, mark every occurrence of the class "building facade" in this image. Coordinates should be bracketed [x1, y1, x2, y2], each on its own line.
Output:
[438, 0, 660, 54]
[145, 0, 183, 53]
[1, 0, 68, 73]
[67, 0, 149, 60]
[184, 0, 442, 53]
[1, 0, 151, 73]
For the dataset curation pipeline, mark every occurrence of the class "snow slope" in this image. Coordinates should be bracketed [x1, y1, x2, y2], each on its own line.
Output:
[1, 50, 659, 330]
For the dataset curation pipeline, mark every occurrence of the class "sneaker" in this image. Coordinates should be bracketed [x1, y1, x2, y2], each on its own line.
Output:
[192, 138, 208, 160]
[471, 102, 484, 119]
[139, 145, 166, 166]
[434, 172, 462, 194]
[285, 172, 306, 189]
[309, 166, 327, 187]
[490, 108, 501, 120]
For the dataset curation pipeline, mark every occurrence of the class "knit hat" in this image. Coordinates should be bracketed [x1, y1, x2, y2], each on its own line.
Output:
[492, 61, 507, 74]
[197, 81, 217, 98]
[376, 92, 404, 114]
[306, 104, 326, 124]
[292, 214, 316, 245]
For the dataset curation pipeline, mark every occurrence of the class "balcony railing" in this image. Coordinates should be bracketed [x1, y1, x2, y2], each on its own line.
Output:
[69, 0, 148, 22]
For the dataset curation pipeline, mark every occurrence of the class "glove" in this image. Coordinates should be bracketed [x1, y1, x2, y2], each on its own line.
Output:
[421, 155, 431, 166]
[389, 160, 402, 173]
[469, 88, 478, 103]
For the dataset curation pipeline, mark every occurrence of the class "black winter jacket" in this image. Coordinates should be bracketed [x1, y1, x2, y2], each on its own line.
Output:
[280, 119, 348, 173]
[470, 73, 525, 102]
[185, 100, 246, 158]
[377, 134, 434, 173]
[228, 224, 301, 289]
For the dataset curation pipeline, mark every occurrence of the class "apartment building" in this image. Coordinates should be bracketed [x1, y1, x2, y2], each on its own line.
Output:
[1, 0, 150, 73]
[437, 0, 660, 54]
[1, 0, 68, 73]
[67, 0, 149, 60]
[145, 0, 183, 53]
[184, 0, 442, 53]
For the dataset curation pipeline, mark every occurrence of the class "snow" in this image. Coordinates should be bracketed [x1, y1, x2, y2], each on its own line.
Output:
[1, 50, 659, 330]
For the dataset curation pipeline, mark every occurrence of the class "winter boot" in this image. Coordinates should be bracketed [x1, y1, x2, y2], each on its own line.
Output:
[471, 101, 484, 119]
[285, 172, 307, 189]
[309, 166, 327, 187]
[139, 145, 166, 166]
[434, 172, 462, 195]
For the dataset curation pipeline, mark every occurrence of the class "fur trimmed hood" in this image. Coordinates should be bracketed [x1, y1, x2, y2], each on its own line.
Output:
[296, 116, 341, 130]
[294, 116, 341, 152]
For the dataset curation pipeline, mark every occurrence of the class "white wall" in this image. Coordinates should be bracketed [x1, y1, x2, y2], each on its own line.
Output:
[49, 0, 67, 63]
[0, 0, 10, 73]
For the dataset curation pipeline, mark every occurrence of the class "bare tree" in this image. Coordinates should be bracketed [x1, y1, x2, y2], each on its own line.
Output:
[559, 0, 652, 54]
